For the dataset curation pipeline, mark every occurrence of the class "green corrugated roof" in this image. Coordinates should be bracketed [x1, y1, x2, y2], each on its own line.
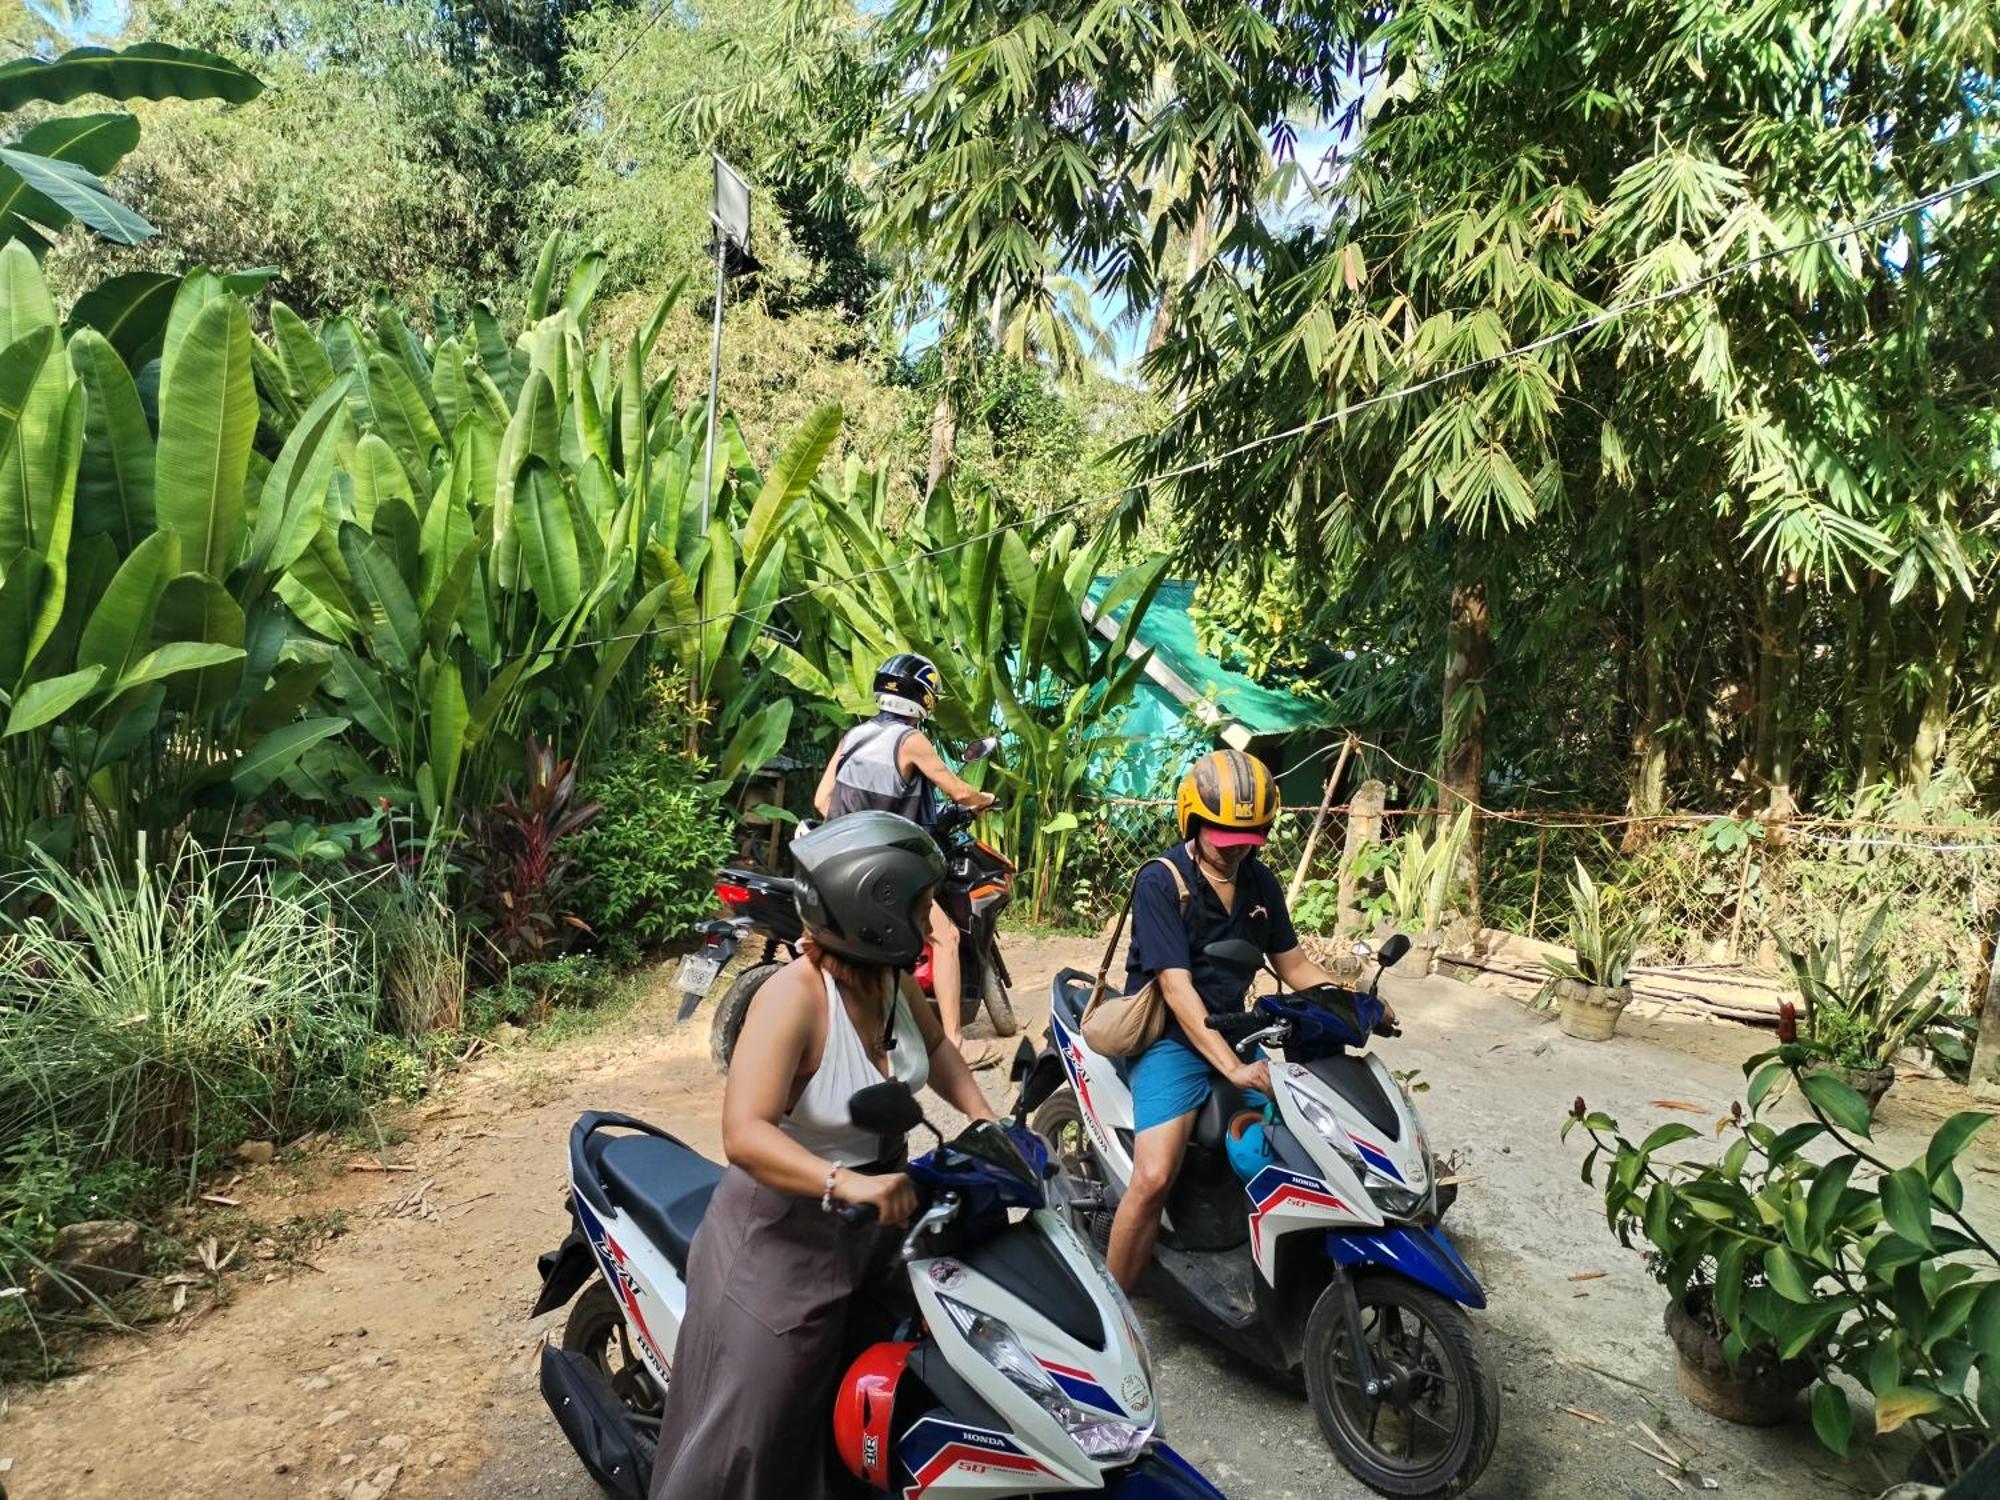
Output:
[1085, 578, 1340, 738]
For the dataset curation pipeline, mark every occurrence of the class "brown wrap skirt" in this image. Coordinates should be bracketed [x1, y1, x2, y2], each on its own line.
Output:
[647, 1163, 903, 1500]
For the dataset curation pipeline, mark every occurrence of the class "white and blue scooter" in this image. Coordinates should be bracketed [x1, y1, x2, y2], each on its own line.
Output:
[1017, 934, 1498, 1497]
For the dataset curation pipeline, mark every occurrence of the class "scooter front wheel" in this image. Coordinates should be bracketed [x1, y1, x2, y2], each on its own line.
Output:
[979, 964, 1019, 1037]
[1304, 1274, 1498, 1497]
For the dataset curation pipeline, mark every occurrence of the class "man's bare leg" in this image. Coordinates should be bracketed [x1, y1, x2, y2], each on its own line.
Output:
[1106, 1110, 1197, 1291]
[930, 900, 968, 1047]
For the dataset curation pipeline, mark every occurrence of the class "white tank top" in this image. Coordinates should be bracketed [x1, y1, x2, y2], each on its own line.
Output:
[780, 970, 931, 1167]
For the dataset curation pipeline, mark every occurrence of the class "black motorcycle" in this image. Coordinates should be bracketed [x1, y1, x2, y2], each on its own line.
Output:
[678, 742, 1018, 1069]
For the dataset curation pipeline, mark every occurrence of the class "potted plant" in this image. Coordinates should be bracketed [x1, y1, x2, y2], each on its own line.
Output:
[1569, 1046, 2000, 1480]
[1539, 862, 1652, 1040]
[1739, 1043, 2000, 1484]
[1564, 1098, 1823, 1423]
[1779, 902, 1950, 1119]
[1374, 807, 1474, 974]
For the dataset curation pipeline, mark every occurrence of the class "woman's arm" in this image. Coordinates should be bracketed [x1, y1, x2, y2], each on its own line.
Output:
[1271, 944, 1396, 1022]
[812, 756, 838, 817]
[906, 974, 998, 1120]
[723, 964, 919, 1222]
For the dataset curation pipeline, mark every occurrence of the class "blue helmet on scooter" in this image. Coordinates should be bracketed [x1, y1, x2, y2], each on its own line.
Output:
[1225, 1106, 1276, 1183]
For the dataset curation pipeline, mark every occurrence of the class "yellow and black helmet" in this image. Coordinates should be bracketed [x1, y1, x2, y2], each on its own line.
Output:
[1177, 749, 1280, 842]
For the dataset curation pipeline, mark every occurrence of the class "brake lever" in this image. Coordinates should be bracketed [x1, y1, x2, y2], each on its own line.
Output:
[1237, 1024, 1287, 1058]
[900, 1191, 960, 1262]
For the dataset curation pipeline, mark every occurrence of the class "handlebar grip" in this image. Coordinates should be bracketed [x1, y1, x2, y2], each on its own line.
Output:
[836, 1202, 878, 1226]
[1204, 1011, 1265, 1039]
[1373, 1020, 1402, 1039]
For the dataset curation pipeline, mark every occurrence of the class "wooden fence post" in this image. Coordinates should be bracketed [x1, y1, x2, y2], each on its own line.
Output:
[1971, 909, 2000, 1101]
[1527, 827, 1549, 937]
[1337, 778, 1388, 935]
[1289, 732, 1357, 904]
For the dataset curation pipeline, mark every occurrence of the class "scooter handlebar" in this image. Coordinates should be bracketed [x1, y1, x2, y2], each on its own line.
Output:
[1204, 1011, 1268, 1040]
[836, 1202, 878, 1226]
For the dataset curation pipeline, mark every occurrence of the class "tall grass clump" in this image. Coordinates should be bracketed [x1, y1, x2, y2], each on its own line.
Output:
[359, 866, 469, 1039]
[0, 839, 386, 1197]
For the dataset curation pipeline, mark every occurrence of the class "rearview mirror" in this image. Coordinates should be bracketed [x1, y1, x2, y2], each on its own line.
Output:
[963, 736, 1002, 765]
[1203, 938, 1265, 976]
[1009, 1038, 1035, 1084]
[849, 1081, 925, 1137]
[1377, 933, 1412, 968]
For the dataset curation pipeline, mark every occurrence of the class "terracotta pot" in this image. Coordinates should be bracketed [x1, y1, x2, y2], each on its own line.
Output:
[1555, 978, 1630, 1041]
[1664, 1290, 1811, 1426]
[1805, 1060, 1895, 1119]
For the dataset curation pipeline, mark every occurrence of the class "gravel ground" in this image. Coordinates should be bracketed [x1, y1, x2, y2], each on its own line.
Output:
[8, 932, 1986, 1500]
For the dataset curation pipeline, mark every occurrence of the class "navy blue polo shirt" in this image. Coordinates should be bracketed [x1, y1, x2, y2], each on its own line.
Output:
[1123, 843, 1299, 1045]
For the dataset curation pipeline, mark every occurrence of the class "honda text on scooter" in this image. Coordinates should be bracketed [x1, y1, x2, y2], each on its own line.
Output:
[1016, 934, 1497, 1497]
[531, 1050, 1229, 1498]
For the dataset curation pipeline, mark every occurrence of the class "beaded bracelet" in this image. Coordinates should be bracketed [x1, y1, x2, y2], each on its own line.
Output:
[820, 1164, 841, 1213]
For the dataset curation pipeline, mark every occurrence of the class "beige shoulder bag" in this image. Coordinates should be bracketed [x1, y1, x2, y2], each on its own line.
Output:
[1078, 857, 1191, 1058]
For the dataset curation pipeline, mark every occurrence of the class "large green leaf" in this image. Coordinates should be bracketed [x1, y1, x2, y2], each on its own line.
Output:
[233, 716, 350, 797]
[326, 650, 404, 758]
[337, 521, 422, 673]
[3, 664, 102, 734]
[69, 328, 155, 551]
[367, 352, 443, 489]
[76, 529, 177, 684]
[512, 458, 581, 618]
[0, 43, 263, 112]
[0, 112, 139, 232]
[581, 579, 673, 737]
[426, 660, 469, 818]
[1926, 1112, 1994, 1180]
[720, 698, 794, 783]
[67, 270, 177, 365]
[112, 639, 243, 695]
[154, 294, 256, 578]
[270, 301, 336, 402]
[0, 147, 150, 245]
[1880, 1166, 1935, 1252]
[741, 402, 842, 577]
[246, 376, 349, 578]
[0, 320, 57, 561]
[0, 546, 45, 686]
[21, 382, 79, 675]
[1799, 1069, 1875, 1138]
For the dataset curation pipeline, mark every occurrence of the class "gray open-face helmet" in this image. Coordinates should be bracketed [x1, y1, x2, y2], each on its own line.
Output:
[792, 810, 946, 967]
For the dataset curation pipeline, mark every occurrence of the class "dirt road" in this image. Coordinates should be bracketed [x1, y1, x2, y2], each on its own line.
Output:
[3, 934, 1983, 1499]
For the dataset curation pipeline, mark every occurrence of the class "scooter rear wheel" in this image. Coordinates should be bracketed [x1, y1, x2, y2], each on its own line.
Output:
[1304, 1274, 1497, 1497]
[710, 962, 782, 1074]
[563, 1280, 666, 1424]
[1032, 1090, 1110, 1252]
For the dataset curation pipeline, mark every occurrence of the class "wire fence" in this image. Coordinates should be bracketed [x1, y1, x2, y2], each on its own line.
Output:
[1061, 797, 2000, 996]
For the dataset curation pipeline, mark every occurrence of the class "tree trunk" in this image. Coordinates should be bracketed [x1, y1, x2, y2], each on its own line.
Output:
[1906, 589, 1969, 786]
[1754, 573, 1803, 820]
[1856, 583, 1891, 794]
[1623, 540, 1669, 846]
[1146, 202, 1210, 356]
[925, 391, 957, 500]
[1441, 545, 1488, 920]
[1338, 778, 1388, 935]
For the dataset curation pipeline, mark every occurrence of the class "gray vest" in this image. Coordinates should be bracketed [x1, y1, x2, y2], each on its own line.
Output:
[828, 715, 936, 825]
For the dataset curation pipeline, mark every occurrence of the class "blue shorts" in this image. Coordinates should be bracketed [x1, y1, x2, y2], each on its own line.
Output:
[1129, 1036, 1266, 1133]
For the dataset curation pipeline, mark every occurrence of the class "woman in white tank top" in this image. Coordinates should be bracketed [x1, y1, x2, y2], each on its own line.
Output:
[650, 813, 1001, 1500]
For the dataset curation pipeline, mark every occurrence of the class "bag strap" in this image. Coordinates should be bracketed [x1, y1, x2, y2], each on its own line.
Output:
[1090, 856, 1191, 1001]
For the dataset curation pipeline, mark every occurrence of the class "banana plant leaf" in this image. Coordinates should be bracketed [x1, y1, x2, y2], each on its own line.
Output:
[0, 43, 263, 112]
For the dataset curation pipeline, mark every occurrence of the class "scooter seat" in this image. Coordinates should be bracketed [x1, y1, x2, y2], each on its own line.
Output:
[1192, 1078, 1248, 1152]
[586, 1134, 725, 1274]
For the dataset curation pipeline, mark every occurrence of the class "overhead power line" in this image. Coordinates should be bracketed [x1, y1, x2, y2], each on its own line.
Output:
[544, 164, 2000, 655]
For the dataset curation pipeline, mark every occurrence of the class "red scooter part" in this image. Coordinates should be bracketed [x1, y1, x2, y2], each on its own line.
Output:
[913, 942, 935, 996]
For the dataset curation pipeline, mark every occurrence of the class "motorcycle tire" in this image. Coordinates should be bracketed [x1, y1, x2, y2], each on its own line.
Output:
[710, 961, 782, 1074]
[1303, 1273, 1498, 1498]
[1031, 1090, 1109, 1252]
[978, 964, 1019, 1037]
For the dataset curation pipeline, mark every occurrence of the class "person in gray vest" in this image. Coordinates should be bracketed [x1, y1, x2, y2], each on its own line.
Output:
[814, 653, 999, 1067]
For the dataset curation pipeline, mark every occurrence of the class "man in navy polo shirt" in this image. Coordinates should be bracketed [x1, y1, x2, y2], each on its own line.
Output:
[1105, 749, 1376, 1291]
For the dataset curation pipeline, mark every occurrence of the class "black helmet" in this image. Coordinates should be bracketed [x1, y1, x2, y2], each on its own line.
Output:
[874, 652, 941, 721]
[792, 811, 945, 967]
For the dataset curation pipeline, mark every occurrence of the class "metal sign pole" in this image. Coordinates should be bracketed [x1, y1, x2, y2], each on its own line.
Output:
[698, 239, 726, 538]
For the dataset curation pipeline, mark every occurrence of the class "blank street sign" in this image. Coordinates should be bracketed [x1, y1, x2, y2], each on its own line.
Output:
[712, 154, 751, 251]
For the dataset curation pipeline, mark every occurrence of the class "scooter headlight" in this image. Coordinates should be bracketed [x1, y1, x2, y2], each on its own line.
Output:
[937, 1297, 1151, 1464]
[1285, 1081, 1427, 1220]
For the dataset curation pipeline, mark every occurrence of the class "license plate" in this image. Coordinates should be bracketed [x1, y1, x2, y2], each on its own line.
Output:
[677, 948, 724, 997]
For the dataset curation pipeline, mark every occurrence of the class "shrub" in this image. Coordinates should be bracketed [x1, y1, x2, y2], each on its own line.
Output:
[1780, 901, 1952, 1072]
[571, 672, 735, 951]
[1540, 861, 1654, 991]
[0, 840, 385, 1192]
[459, 739, 603, 976]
